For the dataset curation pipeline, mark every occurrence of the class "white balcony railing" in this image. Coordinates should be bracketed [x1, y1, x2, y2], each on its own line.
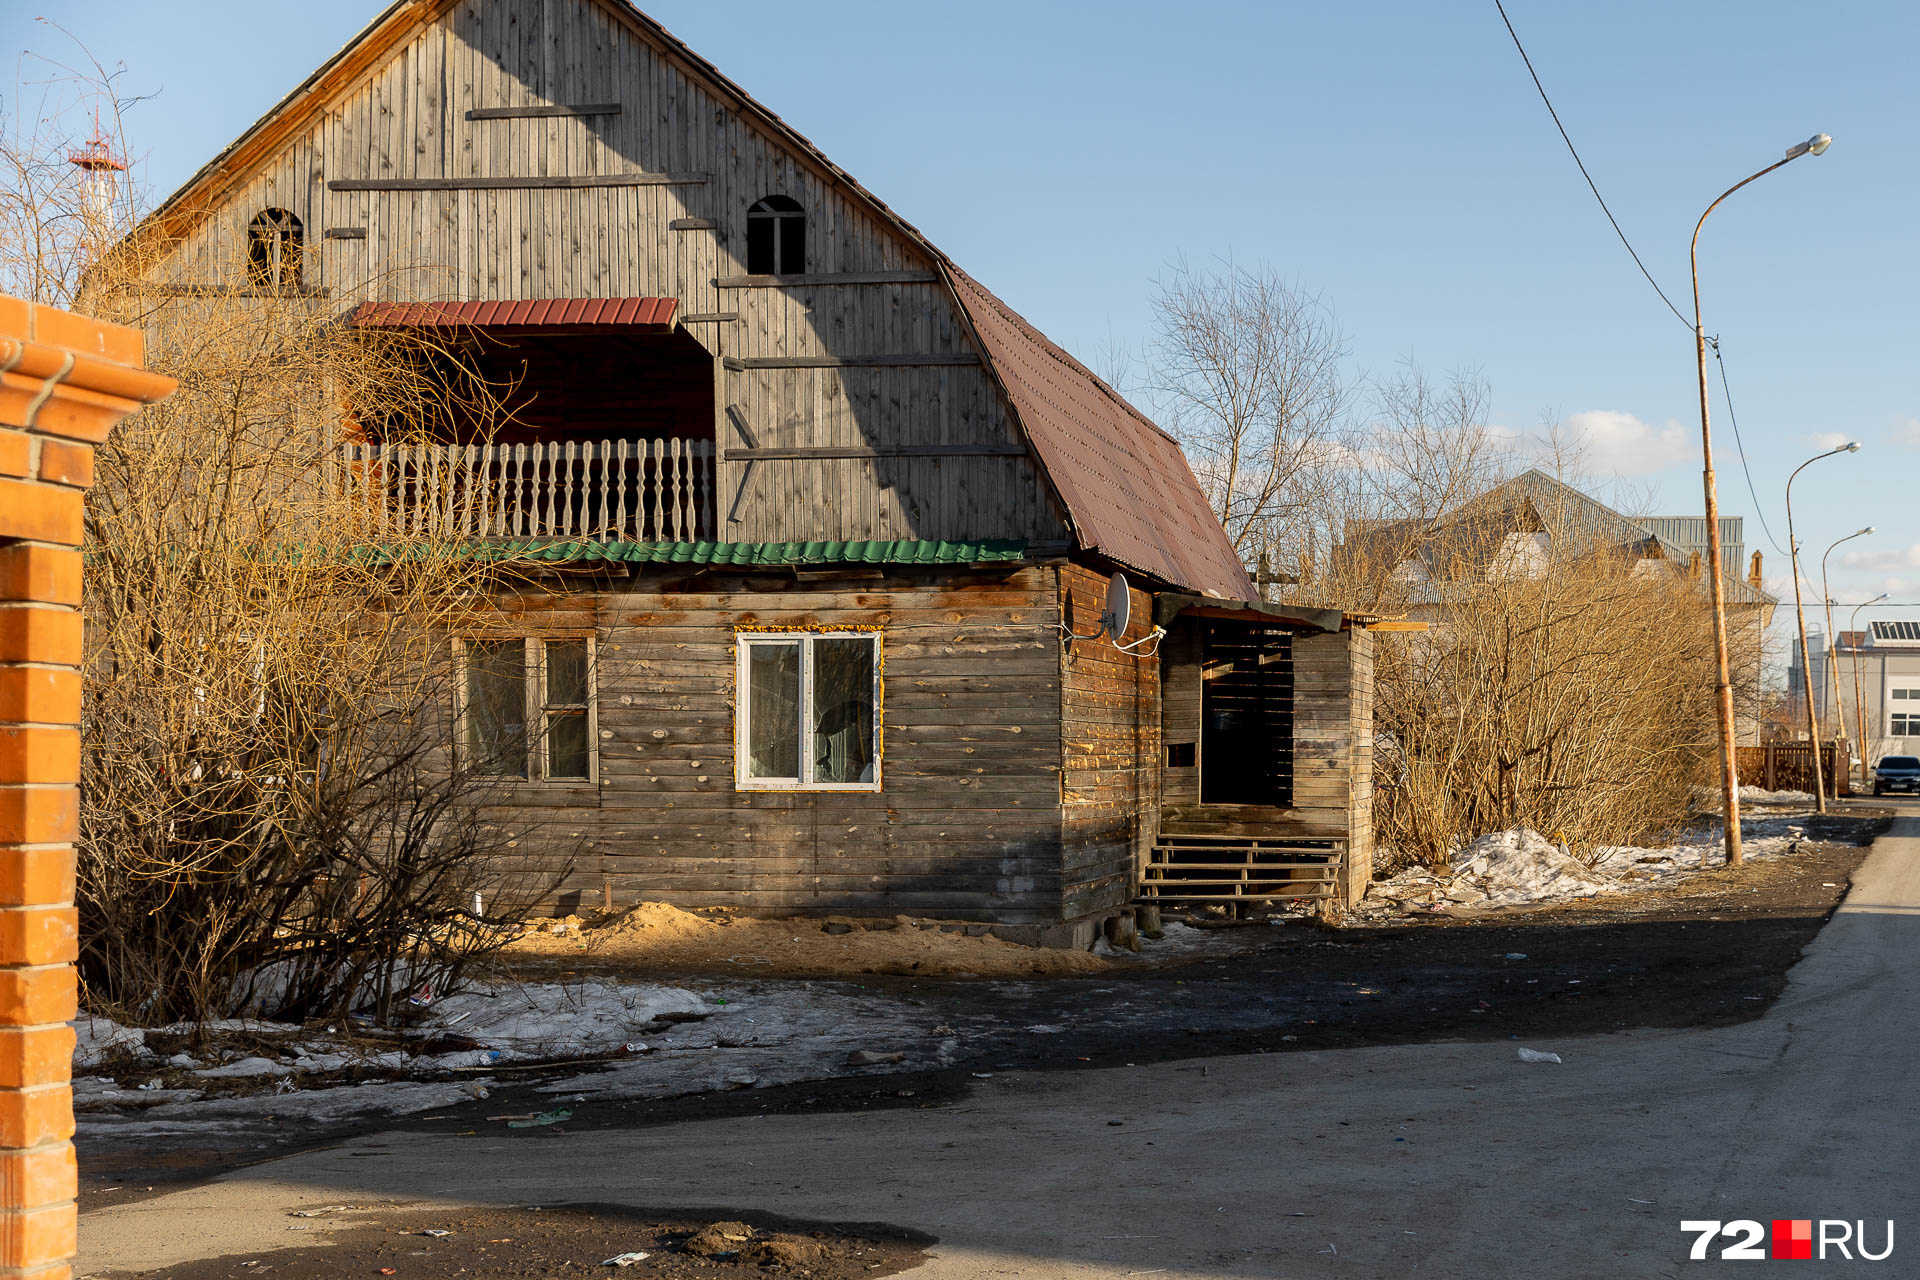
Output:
[340, 438, 715, 542]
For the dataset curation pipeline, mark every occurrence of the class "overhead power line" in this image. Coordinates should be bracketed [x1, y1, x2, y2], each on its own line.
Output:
[1491, 0, 1692, 330]
[1491, 1, 1793, 560]
[1709, 338, 1788, 557]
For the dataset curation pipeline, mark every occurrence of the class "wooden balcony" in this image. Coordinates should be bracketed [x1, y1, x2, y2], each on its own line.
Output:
[340, 438, 715, 542]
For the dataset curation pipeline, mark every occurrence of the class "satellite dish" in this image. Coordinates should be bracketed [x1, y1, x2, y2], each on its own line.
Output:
[1101, 573, 1131, 640]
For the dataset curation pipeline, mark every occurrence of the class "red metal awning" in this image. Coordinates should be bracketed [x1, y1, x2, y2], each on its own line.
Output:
[350, 297, 678, 331]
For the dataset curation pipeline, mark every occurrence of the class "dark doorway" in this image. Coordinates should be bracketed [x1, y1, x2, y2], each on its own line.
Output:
[1200, 623, 1294, 806]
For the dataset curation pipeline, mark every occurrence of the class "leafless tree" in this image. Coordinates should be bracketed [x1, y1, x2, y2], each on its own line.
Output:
[3, 73, 562, 1027]
[1146, 260, 1354, 576]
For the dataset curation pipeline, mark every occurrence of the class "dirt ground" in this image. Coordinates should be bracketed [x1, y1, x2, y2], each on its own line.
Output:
[503, 901, 1108, 979]
[103, 1203, 931, 1279]
[78, 807, 1890, 1206]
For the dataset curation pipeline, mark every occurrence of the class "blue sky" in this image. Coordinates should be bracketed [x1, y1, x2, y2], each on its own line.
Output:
[6, 0, 1915, 623]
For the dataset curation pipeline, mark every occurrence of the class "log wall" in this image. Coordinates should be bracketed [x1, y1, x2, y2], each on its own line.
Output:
[477, 565, 1076, 921]
[1055, 565, 1160, 921]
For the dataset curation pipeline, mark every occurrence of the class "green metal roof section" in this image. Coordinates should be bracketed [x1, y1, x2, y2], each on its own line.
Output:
[482, 538, 1029, 567]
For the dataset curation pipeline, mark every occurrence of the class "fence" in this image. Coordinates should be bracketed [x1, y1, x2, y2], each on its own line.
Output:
[339, 437, 716, 542]
[1736, 741, 1850, 798]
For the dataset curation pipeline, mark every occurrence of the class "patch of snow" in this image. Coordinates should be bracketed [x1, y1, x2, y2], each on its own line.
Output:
[426, 982, 710, 1062]
[1361, 813, 1823, 917]
[73, 1016, 145, 1069]
[1452, 829, 1616, 907]
[1739, 786, 1814, 804]
[195, 1055, 287, 1079]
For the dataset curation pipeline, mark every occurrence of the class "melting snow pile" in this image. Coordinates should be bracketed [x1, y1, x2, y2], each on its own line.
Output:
[1738, 786, 1815, 804]
[1363, 814, 1818, 917]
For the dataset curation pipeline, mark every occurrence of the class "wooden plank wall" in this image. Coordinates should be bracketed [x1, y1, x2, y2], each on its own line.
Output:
[1157, 621, 1359, 852]
[1056, 565, 1159, 920]
[1343, 628, 1375, 906]
[474, 566, 1072, 921]
[1158, 623, 1201, 809]
[1291, 631, 1357, 843]
[145, 0, 1066, 549]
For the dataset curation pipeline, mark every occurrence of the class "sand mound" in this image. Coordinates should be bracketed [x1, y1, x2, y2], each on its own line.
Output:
[507, 904, 1108, 979]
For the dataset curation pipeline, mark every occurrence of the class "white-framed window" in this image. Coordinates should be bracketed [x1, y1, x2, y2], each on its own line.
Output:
[1890, 686, 1920, 737]
[455, 637, 597, 783]
[735, 630, 881, 791]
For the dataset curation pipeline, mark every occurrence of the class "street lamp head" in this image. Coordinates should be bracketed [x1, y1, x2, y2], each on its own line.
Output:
[1861, 526, 1876, 536]
[1786, 133, 1833, 160]
[1845, 440, 1861, 452]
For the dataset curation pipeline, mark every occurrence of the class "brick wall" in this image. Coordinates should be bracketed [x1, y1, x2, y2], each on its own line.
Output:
[0, 296, 173, 1279]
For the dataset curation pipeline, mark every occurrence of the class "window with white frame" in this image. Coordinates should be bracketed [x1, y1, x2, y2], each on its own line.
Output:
[1890, 686, 1920, 737]
[736, 631, 880, 790]
[459, 637, 596, 782]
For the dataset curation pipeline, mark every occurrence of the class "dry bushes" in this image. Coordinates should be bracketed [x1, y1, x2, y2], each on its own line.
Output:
[1138, 265, 1752, 871]
[4, 86, 558, 1026]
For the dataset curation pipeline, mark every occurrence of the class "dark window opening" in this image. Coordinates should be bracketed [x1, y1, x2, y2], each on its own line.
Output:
[1166, 742, 1196, 769]
[246, 208, 303, 288]
[1199, 624, 1294, 806]
[464, 638, 527, 778]
[746, 195, 805, 275]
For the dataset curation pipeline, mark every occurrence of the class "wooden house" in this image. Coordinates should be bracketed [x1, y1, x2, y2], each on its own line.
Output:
[133, 0, 1376, 943]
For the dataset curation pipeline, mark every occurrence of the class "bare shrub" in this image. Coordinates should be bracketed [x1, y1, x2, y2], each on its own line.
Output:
[3, 78, 562, 1027]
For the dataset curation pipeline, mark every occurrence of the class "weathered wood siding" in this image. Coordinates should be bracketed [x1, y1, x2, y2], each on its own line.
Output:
[1290, 630, 1357, 840]
[477, 566, 1072, 920]
[1343, 629, 1374, 904]
[146, 0, 1066, 548]
[1157, 620, 1369, 866]
[1055, 566, 1160, 920]
[1157, 623, 1201, 810]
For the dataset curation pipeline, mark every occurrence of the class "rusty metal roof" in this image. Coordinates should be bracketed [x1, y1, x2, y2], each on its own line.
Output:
[948, 267, 1254, 599]
[350, 297, 678, 330]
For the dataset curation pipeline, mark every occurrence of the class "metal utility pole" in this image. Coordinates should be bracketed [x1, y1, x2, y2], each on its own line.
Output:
[1689, 133, 1832, 863]
[1820, 527, 1873, 772]
[1785, 443, 1860, 814]
[1851, 593, 1888, 789]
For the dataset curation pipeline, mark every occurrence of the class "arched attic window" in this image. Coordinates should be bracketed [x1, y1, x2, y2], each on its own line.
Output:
[746, 196, 804, 275]
[246, 208, 303, 288]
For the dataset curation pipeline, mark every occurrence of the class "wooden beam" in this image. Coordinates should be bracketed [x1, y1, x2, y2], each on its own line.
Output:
[466, 103, 622, 120]
[713, 270, 940, 288]
[134, 283, 333, 299]
[725, 445, 1028, 461]
[323, 227, 368, 240]
[328, 173, 708, 192]
[723, 354, 980, 371]
[1364, 620, 1430, 632]
[669, 217, 718, 230]
[678, 312, 740, 324]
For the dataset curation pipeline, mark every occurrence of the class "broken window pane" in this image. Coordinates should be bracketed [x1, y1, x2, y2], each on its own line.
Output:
[747, 642, 801, 780]
[812, 637, 876, 784]
[466, 639, 526, 777]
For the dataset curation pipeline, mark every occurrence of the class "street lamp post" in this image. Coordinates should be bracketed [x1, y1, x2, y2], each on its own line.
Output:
[1690, 133, 1832, 862]
[1785, 442, 1860, 813]
[1851, 592, 1889, 790]
[1820, 527, 1873, 772]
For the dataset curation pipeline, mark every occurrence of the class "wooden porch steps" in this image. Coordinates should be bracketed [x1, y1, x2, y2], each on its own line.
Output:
[1138, 832, 1345, 904]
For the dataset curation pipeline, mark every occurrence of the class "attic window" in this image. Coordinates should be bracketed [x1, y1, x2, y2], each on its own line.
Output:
[246, 208, 303, 288]
[746, 196, 804, 275]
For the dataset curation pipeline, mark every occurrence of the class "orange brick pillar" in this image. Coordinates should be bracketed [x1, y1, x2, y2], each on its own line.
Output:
[0, 297, 174, 1279]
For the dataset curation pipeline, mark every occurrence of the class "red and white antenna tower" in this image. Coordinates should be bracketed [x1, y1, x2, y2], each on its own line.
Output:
[67, 112, 127, 229]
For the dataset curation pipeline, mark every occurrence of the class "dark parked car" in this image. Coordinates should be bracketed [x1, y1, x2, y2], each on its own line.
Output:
[1872, 755, 1920, 795]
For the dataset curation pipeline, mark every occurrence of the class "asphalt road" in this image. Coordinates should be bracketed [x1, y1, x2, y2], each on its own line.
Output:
[84, 802, 1920, 1278]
